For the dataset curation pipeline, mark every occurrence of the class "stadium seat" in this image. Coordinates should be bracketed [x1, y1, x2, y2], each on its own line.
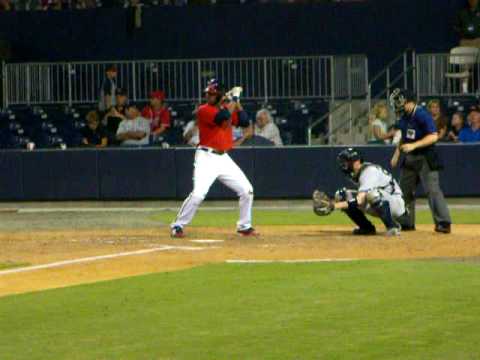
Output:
[445, 47, 480, 94]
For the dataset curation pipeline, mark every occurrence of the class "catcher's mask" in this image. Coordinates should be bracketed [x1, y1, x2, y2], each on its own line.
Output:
[204, 78, 225, 103]
[337, 147, 362, 178]
[389, 88, 415, 116]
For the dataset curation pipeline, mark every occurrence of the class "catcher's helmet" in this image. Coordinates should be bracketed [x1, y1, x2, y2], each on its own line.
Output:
[337, 147, 363, 177]
[389, 88, 416, 115]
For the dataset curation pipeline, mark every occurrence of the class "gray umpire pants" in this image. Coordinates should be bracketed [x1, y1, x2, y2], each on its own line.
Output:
[400, 154, 451, 227]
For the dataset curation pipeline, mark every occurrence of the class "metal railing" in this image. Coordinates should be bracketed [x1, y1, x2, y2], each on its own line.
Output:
[306, 55, 369, 145]
[416, 52, 480, 97]
[2, 55, 368, 107]
[1, 61, 6, 110]
[367, 49, 416, 111]
[306, 49, 416, 145]
[324, 106, 370, 145]
[307, 101, 350, 145]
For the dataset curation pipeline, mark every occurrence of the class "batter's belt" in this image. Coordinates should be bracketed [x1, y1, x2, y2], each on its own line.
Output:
[198, 146, 227, 155]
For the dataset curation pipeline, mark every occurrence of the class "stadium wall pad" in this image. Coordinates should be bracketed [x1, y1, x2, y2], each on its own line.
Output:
[0, 144, 478, 201]
[0, 0, 461, 65]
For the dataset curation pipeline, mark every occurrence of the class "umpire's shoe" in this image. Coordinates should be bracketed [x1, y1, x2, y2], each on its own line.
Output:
[171, 226, 185, 238]
[435, 222, 451, 234]
[352, 226, 376, 236]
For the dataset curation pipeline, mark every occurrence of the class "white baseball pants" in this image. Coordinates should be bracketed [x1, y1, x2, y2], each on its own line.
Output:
[365, 189, 406, 219]
[171, 148, 254, 230]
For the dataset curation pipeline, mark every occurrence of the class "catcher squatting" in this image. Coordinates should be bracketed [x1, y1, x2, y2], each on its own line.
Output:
[313, 148, 406, 236]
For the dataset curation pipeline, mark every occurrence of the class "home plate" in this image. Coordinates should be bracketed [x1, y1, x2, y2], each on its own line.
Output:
[189, 239, 225, 244]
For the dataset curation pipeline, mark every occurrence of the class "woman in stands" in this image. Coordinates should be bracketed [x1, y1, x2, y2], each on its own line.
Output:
[427, 99, 448, 141]
[447, 112, 466, 142]
[368, 102, 394, 144]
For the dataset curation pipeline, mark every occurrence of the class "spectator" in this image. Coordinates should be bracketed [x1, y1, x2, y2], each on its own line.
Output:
[98, 65, 117, 112]
[232, 125, 244, 143]
[254, 109, 283, 146]
[103, 88, 128, 139]
[0, 0, 13, 11]
[41, 0, 62, 10]
[113, 87, 129, 114]
[81, 111, 108, 147]
[455, 0, 480, 47]
[141, 90, 171, 143]
[73, 0, 96, 8]
[368, 102, 392, 144]
[116, 104, 150, 146]
[465, 106, 478, 127]
[427, 99, 448, 140]
[101, 0, 123, 8]
[183, 104, 200, 147]
[459, 109, 480, 142]
[447, 112, 466, 142]
[183, 119, 199, 146]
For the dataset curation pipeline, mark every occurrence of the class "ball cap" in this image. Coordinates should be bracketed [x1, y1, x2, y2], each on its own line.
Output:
[150, 90, 165, 101]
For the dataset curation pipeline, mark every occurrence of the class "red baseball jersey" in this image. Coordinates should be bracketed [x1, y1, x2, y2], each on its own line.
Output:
[197, 104, 239, 151]
[141, 105, 171, 132]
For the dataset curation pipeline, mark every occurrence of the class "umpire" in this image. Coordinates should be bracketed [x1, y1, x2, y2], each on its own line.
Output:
[389, 88, 451, 233]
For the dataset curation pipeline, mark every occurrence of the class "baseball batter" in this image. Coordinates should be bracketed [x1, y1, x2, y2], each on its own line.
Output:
[313, 148, 406, 236]
[170, 79, 256, 238]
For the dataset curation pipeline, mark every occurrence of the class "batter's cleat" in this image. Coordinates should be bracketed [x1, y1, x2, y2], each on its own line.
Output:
[401, 225, 416, 231]
[237, 227, 258, 237]
[171, 226, 185, 238]
[352, 226, 376, 236]
[435, 223, 451, 234]
[386, 227, 401, 237]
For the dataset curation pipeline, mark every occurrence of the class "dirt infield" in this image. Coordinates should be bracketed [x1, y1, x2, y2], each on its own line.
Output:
[1, 224, 480, 297]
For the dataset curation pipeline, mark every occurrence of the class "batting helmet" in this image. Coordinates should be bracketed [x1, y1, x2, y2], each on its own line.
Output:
[204, 78, 225, 100]
[337, 147, 363, 177]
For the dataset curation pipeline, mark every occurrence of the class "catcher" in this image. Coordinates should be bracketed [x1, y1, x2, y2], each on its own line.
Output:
[313, 148, 406, 236]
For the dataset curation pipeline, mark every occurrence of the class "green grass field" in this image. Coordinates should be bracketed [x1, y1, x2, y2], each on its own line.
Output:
[1, 261, 480, 359]
[1, 208, 480, 359]
[151, 208, 480, 226]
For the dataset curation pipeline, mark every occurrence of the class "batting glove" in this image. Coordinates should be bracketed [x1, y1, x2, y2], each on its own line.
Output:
[226, 86, 243, 103]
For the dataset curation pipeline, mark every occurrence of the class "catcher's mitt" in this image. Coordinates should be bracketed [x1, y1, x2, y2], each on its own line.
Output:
[312, 190, 335, 216]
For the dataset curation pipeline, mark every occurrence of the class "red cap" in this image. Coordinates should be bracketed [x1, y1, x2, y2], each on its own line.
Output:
[150, 91, 165, 101]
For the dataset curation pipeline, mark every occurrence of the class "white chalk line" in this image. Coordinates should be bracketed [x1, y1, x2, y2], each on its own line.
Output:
[226, 258, 359, 264]
[189, 239, 225, 244]
[0, 245, 209, 276]
[14, 204, 480, 214]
